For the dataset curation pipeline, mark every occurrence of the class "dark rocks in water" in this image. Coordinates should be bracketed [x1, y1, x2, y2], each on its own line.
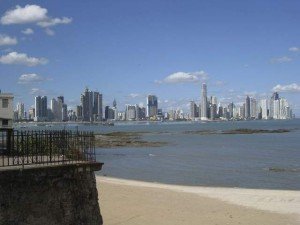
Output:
[268, 167, 300, 172]
[94, 132, 167, 148]
[222, 129, 291, 134]
[183, 129, 291, 135]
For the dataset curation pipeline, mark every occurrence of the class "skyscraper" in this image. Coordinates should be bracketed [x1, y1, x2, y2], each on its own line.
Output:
[245, 96, 251, 119]
[200, 83, 208, 120]
[261, 99, 268, 119]
[190, 101, 197, 119]
[34, 96, 47, 121]
[93, 92, 103, 121]
[250, 98, 257, 119]
[17, 102, 25, 120]
[270, 92, 279, 118]
[126, 104, 137, 120]
[81, 88, 93, 121]
[146, 95, 158, 118]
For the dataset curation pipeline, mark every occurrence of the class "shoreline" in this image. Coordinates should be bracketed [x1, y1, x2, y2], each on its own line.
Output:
[97, 176, 300, 225]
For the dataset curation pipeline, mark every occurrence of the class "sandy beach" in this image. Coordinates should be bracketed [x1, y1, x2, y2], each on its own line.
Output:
[97, 176, 300, 225]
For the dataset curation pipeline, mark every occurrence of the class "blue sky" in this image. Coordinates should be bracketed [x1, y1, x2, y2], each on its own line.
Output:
[1, 0, 300, 115]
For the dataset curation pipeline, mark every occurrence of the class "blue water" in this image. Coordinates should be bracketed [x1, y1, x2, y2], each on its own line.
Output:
[16, 120, 300, 190]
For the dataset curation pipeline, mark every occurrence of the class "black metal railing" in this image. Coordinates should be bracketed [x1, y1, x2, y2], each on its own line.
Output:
[0, 129, 96, 167]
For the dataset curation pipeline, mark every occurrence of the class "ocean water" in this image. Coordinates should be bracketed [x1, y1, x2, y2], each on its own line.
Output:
[16, 120, 300, 190]
[95, 120, 300, 190]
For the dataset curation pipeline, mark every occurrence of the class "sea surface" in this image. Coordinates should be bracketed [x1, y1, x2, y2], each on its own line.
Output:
[16, 119, 300, 190]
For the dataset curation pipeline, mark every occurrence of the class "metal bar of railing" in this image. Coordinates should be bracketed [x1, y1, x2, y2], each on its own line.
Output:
[0, 129, 96, 167]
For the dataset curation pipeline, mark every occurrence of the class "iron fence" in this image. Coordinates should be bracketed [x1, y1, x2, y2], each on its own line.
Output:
[0, 129, 96, 167]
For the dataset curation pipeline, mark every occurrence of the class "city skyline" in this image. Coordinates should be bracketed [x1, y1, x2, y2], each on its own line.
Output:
[0, 1, 300, 116]
[13, 83, 294, 122]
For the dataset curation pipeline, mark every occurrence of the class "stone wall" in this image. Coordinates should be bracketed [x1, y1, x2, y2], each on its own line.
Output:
[0, 163, 103, 225]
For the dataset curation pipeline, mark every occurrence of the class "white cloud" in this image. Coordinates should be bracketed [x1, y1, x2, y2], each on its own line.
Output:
[1, 5, 48, 25]
[157, 71, 208, 84]
[22, 28, 34, 35]
[37, 17, 72, 28]
[18, 73, 45, 84]
[30, 88, 46, 95]
[129, 93, 140, 98]
[244, 91, 257, 97]
[0, 51, 48, 66]
[270, 56, 292, 63]
[272, 83, 300, 93]
[1, 5, 72, 33]
[289, 47, 299, 52]
[44, 28, 55, 36]
[0, 34, 17, 46]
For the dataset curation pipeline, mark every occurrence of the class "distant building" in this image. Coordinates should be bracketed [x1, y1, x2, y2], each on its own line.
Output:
[51, 98, 63, 122]
[76, 105, 83, 120]
[269, 92, 279, 118]
[16, 102, 25, 120]
[126, 104, 137, 120]
[34, 96, 47, 122]
[228, 102, 234, 119]
[0, 92, 14, 129]
[81, 88, 93, 121]
[28, 107, 35, 120]
[261, 99, 268, 119]
[190, 101, 198, 120]
[93, 92, 103, 121]
[210, 103, 217, 120]
[245, 96, 251, 119]
[62, 104, 68, 121]
[200, 83, 208, 120]
[146, 95, 158, 118]
[250, 98, 257, 119]
[104, 106, 115, 120]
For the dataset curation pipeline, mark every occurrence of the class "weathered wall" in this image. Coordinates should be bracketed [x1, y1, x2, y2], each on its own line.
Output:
[0, 164, 103, 225]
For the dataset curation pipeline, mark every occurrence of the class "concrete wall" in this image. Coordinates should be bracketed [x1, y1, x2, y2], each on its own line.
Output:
[0, 164, 103, 225]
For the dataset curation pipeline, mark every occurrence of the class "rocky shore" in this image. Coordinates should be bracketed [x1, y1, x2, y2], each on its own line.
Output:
[94, 132, 167, 148]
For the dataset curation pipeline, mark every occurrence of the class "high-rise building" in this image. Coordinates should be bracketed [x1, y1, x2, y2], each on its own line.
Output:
[228, 102, 234, 119]
[57, 96, 64, 104]
[250, 98, 257, 119]
[51, 98, 62, 122]
[211, 96, 218, 105]
[200, 83, 208, 120]
[34, 96, 47, 121]
[76, 105, 83, 120]
[245, 96, 251, 119]
[93, 92, 103, 121]
[17, 102, 25, 120]
[81, 88, 93, 121]
[126, 104, 137, 120]
[261, 99, 268, 119]
[273, 99, 280, 119]
[62, 104, 68, 121]
[210, 103, 217, 120]
[146, 95, 158, 118]
[269, 92, 279, 118]
[190, 101, 198, 120]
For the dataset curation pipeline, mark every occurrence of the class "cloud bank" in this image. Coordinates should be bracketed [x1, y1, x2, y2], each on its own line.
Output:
[0, 52, 48, 66]
[18, 73, 46, 84]
[1, 4, 72, 35]
[272, 83, 300, 93]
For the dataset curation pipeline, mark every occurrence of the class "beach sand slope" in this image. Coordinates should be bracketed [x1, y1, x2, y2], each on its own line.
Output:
[97, 176, 300, 225]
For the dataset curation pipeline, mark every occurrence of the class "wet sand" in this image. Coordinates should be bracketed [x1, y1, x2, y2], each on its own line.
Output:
[97, 176, 300, 225]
